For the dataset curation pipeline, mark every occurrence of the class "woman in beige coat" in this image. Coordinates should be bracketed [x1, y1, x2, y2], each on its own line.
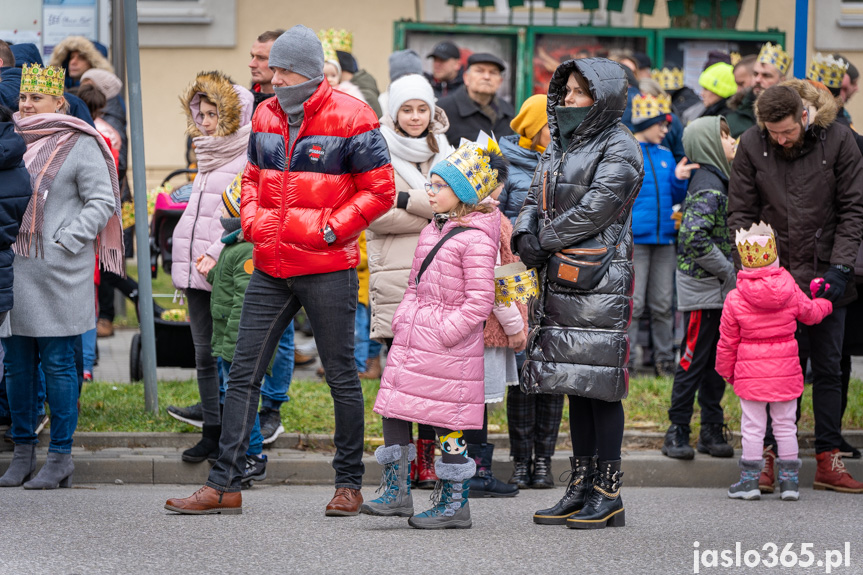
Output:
[368, 73, 452, 488]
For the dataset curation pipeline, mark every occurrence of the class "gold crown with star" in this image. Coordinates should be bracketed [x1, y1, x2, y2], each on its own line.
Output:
[317, 28, 352, 53]
[651, 67, 684, 91]
[632, 93, 672, 123]
[20, 63, 65, 97]
[757, 42, 791, 76]
[808, 53, 849, 89]
[736, 221, 778, 269]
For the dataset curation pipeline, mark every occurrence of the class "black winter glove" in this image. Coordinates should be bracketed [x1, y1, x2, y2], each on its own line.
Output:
[816, 267, 851, 303]
[396, 191, 410, 210]
[516, 234, 551, 269]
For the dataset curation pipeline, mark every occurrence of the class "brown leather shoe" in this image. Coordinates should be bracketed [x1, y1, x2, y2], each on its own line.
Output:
[325, 487, 363, 516]
[294, 350, 316, 367]
[358, 356, 382, 380]
[165, 486, 242, 515]
[96, 318, 114, 338]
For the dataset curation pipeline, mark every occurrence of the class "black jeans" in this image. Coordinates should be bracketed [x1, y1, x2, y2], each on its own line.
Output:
[207, 269, 363, 492]
[186, 288, 221, 426]
[668, 310, 726, 426]
[97, 272, 139, 321]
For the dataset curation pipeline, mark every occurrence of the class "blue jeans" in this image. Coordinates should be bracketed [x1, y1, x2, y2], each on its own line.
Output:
[261, 322, 294, 411]
[220, 360, 264, 455]
[3, 335, 79, 453]
[82, 327, 97, 373]
[354, 303, 381, 372]
[208, 268, 363, 492]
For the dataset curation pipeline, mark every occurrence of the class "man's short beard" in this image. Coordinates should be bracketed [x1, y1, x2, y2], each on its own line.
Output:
[770, 123, 806, 160]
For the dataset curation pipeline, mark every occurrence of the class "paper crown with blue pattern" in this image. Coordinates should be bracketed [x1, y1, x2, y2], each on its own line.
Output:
[651, 68, 684, 92]
[808, 53, 849, 89]
[223, 172, 242, 218]
[631, 93, 672, 124]
[429, 137, 503, 206]
[757, 42, 791, 76]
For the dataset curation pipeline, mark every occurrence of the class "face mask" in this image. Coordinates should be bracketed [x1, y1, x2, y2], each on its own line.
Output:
[555, 105, 592, 149]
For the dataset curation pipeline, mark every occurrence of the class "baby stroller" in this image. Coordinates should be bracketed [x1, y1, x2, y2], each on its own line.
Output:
[130, 169, 198, 381]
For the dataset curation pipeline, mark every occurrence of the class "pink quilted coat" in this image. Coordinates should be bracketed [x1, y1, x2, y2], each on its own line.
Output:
[715, 266, 832, 402]
[374, 209, 501, 430]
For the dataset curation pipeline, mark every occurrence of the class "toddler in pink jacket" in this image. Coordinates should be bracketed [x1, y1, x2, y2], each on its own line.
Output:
[716, 222, 832, 501]
[364, 142, 507, 529]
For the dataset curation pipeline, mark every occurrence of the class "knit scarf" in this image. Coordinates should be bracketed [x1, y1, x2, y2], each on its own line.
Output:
[380, 120, 450, 191]
[13, 112, 125, 274]
[193, 123, 252, 173]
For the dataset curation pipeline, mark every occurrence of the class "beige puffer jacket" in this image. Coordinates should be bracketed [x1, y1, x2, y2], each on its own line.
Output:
[367, 110, 450, 340]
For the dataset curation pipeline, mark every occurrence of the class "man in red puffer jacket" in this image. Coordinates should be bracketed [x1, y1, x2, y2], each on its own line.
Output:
[165, 25, 395, 517]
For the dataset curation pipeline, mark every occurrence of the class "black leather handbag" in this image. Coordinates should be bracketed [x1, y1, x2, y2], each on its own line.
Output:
[541, 170, 631, 291]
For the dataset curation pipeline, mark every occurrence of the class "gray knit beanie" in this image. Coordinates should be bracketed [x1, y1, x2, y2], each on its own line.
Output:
[268, 25, 324, 80]
[389, 49, 423, 82]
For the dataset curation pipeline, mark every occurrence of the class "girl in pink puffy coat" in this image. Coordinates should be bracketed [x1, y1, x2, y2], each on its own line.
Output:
[364, 143, 507, 530]
[716, 222, 832, 502]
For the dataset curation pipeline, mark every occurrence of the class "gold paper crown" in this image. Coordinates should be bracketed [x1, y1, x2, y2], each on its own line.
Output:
[808, 53, 849, 89]
[20, 63, 65, 97]
[651, 68, 684, 91]
[494, 263, 539, 307]
[735, 221, 778, 268]
[730, 52, 742, 67]
[632, 93, 672, 123]
[317, 28, 352, 54]
[757, 42, 791, 76]
[320, 39, 338, 64]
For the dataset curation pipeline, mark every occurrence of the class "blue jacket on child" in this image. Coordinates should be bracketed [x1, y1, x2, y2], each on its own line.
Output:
[0, 122, 34, 313]
[632, 142, 687, 245]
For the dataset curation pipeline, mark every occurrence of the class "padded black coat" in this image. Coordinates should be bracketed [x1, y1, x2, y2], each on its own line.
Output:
[0, 122, 34, 313]
[511, 58, 644, 402]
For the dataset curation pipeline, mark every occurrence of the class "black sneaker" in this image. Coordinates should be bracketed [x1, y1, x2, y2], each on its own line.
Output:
[167, 403, 204, 428]
[661, 424, 695, 460]
[259, 408, 284, 445]
[697, 423, 734, 458]
[655, 360, 676, 378]
[241, 454, 267, 488]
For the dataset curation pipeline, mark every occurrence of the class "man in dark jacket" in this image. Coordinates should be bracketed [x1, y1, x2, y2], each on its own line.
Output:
[437, 53, 514, 146]
[165, 25, 395, 517]
[424, 41, 464, 99]
[249, 29, 283, 111]
[728, 80, 863, 493]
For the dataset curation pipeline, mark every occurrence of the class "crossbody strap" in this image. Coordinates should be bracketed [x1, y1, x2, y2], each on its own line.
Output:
[416, 227, 474, 285]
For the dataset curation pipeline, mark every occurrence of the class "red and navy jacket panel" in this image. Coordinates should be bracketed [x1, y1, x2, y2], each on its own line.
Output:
[240, 80, 395, 278]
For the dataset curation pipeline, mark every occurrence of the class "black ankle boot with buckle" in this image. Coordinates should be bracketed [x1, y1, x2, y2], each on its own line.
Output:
[566, 458, 625, 529]
[533, 455, 595, 525]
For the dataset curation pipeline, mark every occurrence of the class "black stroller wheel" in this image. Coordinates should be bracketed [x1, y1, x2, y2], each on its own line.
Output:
[130, 333, 143, 381]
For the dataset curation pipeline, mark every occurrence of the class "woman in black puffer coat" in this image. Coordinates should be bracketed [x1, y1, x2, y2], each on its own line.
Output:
[512, 58, 643, 530]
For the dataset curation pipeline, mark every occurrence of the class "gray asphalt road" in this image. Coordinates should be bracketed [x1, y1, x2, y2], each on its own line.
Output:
[1, 484, 861, 575]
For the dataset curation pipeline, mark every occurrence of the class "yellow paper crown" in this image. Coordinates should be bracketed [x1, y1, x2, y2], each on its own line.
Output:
[730, 52, 742, 67]
[317, 28, 352, 54]
[20, 63, 65, 97]
[320, 39, 338, 64]
[808, 53, 849, 89]
[735, 221, 778, 268]
[651, 68, 684, 91]
[632, 93, 672, 123]
[757, 42, 791, 76]
[494, 263, 539, 307]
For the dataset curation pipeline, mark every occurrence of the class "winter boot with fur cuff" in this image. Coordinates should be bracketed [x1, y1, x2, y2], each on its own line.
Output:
[534, 456, 596, 525]
[468, 443, 518, 497]
[0, 444, 37, 487]
[728, 458, 762, 500]
[24, 452, 74, 489]
[777, 458, 801, 501]
[361, 443, 416, 517]
[408, 459, 475, 529]
[566, 459, 625, 529]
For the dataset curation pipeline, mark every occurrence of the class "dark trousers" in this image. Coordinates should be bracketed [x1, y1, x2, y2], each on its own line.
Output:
[668, 309, 726, 426]
[507, 385, 565, 459]
[97, 272, 139, 321]
[765, 307, 847, 454]
[207, 269, 363, 492]
[569, 396, 624, 461]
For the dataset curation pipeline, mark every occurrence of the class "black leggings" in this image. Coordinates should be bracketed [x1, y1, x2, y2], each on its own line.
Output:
[382, 417, 468, 464]
[569, 395, 624, 461]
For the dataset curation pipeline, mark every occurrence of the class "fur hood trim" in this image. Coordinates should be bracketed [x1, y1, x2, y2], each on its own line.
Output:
[180, 71, 253, 138]
[48, 36, 113, 73]
[756, 78, 838, 130]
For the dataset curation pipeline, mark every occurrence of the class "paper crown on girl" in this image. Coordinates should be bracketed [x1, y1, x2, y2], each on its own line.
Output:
[223, 172, 243, 218]
[757, 42, 791, 76]
[651, 68, 684, 91]
[808, 53, 849, 89]
[494, 262, 539, 307]
[736, 221, 778, 268]
[430, 133, 502, 206]
[20, 64, 65, 97]
[320, 39, 338, 64]
[317, 28, 352, 53]
[631, 93, 672, 123]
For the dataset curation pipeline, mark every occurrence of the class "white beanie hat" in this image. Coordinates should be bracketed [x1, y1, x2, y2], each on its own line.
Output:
[387, 74, 435, 122]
